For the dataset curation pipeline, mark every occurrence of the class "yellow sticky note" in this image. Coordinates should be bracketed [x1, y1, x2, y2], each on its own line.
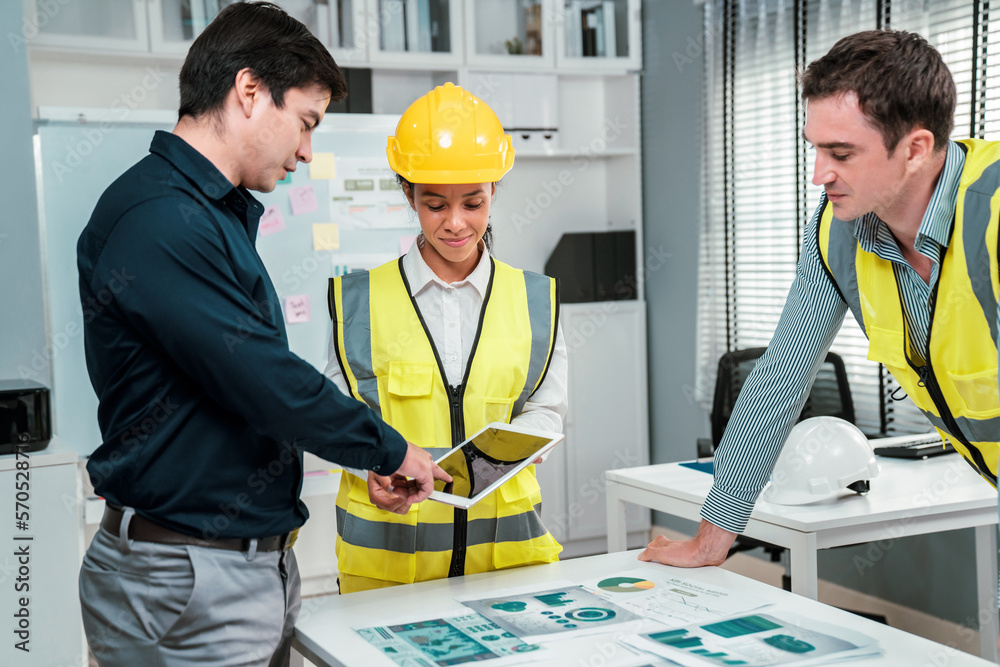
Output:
[310, 153, 336, 180]
[312, 223, 340, 250]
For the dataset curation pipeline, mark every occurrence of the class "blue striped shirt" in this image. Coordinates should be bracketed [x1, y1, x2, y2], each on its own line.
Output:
[703, 141, 970, 533]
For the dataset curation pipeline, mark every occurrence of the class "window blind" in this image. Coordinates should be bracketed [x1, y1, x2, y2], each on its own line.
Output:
[697, 0, 995, 436]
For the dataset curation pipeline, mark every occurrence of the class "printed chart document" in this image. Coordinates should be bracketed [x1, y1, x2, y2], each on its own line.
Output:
[622, 609, 881, 667]
[580, 569, 768, 625]
[355, 612, 546, 666]
[354, 571, 879, 666]
[459, 583, 646, 642]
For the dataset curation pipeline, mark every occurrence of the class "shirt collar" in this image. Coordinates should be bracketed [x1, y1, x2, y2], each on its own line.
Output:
[853, 139, 964, 253]
[149, 130, 264, 237]
[401, 240, 492, 298]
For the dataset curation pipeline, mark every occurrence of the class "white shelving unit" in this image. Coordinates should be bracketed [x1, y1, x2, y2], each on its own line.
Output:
[147, 0, 208, 55]
[554, 0, 642, 72]
[365, 0, 466, 69]
[464, 0, 555, 70]
[24, 0, 641, 74]
[22, 0, 149, 53]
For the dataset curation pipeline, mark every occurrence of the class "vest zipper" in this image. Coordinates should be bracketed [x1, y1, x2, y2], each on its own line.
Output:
[397, 258, 495, 579]
[447, 384, 468, 578]
[897, 274, 996, 484]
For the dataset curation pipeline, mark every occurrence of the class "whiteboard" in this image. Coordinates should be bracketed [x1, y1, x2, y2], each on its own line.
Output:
[34, 109, 413, 456]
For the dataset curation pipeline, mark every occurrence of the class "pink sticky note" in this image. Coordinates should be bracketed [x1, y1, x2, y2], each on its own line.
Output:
[284, 295, 311, 324]
[259, 206, 286, 236]
[288, 185, 319, 216]
[399, 235, 417, 255]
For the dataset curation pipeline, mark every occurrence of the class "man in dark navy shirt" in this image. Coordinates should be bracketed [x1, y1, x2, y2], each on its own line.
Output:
[76, 4, 448, 666]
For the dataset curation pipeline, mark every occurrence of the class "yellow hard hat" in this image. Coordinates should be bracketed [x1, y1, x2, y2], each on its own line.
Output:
[387, 82, 515, 184]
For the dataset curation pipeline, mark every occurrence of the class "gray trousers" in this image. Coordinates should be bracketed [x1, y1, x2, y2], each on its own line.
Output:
[79, 509, 301, 667]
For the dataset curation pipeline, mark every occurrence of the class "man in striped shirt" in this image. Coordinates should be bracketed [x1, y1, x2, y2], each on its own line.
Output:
[641, 30, 1000, 575]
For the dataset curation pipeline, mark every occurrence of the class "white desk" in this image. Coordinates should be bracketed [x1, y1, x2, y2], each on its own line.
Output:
[605, 456, 999, 661]
[293, 550, 995, 666]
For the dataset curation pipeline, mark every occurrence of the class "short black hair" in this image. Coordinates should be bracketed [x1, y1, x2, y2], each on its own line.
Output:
[178, 2, 346, 120]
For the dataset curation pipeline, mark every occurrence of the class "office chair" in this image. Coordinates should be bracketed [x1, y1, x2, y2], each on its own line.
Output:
[699, 346, 855, 458]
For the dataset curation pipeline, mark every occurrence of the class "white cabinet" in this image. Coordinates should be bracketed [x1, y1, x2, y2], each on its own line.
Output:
[366, 0, 464, 68]
[554, 0, 641, 72]
[148, 0, 211, 55]
[22, 0, 148, 52]
[326, 0, 370, 65]
[23, 1, 640, 73]
[148, 0, 365, 59]
[535, 302, 651, 557]
[464, 0, 554, 70]
[460, 71, 559, 152]
[0, 440, 84, 667]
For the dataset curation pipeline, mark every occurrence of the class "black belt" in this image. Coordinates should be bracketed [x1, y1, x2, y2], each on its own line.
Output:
[101, 505, 297, 553]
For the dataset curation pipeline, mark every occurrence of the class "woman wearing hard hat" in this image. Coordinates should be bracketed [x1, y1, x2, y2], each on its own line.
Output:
[325, 83, 567, 593]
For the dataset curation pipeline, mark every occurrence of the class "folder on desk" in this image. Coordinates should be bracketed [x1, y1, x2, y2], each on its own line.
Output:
[679, 460, 714, 475]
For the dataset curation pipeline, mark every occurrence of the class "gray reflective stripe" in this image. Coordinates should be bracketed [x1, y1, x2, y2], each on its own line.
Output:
[337, 505, 429, 553]
[961, 162, 1000, 344]
[490, 505, 549, 544]
[339, 271, 380, 411]
[336, 504, 549, 554]
[512, 271, 555, 417]
[424, 447, 452, 459]
[921, 409, 1000, 446]
[822, 209, 867, 336]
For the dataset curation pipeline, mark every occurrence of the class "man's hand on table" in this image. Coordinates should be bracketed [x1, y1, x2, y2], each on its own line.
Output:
[638, 519, 737, 567]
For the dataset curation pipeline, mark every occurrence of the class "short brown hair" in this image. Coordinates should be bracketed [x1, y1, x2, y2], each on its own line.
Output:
[799, 30, 955, 153]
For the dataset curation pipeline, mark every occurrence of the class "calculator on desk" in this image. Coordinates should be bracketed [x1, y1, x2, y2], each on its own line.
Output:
[872, 432, 955, 459]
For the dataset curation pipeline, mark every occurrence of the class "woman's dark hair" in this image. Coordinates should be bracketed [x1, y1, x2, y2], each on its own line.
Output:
[799, 30, 955, 153]
[178, 2, 346, 120]
[397, 175, 496, 252]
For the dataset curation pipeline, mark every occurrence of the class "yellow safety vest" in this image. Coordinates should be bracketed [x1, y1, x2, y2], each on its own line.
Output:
[328, 256, 563, 592]
[817, 138, 1000, 485]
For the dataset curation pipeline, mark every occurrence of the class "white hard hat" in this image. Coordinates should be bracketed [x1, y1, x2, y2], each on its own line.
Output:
[763, 416, 879, 506]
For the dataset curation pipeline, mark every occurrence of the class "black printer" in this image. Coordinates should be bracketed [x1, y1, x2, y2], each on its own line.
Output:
[0, 380, 51, 455]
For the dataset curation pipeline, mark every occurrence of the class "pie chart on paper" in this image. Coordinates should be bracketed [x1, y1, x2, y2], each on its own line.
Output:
[597, 576, 656, 593]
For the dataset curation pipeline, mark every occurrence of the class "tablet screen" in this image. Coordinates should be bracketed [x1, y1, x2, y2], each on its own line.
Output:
[433, 427, 554, 499]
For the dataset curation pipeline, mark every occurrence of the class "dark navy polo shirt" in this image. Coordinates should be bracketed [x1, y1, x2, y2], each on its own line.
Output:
[77, 131, 406, 539]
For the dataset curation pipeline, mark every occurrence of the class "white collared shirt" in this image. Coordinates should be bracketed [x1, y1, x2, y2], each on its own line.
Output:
[324, 244, 568, 440]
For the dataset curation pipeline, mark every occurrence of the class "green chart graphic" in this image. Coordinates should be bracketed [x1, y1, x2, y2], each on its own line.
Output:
[564, 608, 617, 622]
[702, 615, 783, 638]
[597, 576, 656, 593]
[535, 592, 574, 607]
[763, 634, 816, 653]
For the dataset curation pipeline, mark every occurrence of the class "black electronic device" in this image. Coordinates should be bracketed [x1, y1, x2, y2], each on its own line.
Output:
[0, 380, 52, 455]
[873, 432, 955, 459]
[544, 230, 637, 303]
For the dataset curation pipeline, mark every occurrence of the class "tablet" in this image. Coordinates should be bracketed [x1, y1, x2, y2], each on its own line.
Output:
[427, 422, 564, 509]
